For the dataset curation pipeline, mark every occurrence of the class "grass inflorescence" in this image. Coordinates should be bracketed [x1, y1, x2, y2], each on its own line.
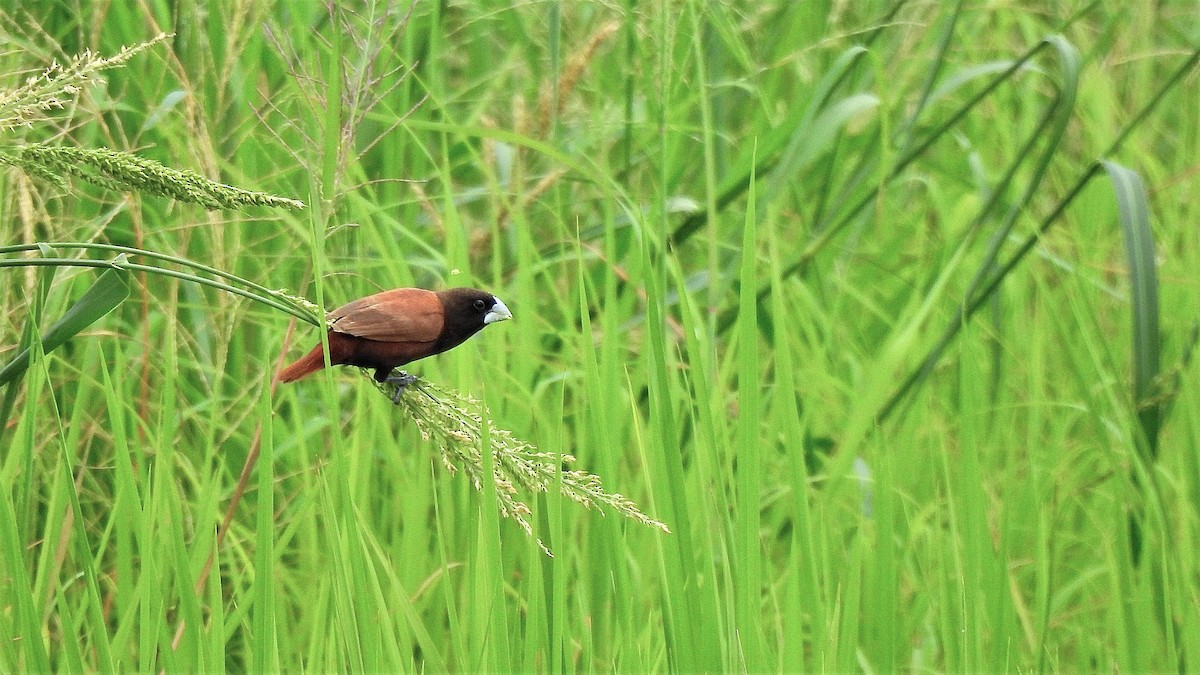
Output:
[384, 372, 669, 556]
[0, 33, 170, 131]
[0, 34, 302, 210]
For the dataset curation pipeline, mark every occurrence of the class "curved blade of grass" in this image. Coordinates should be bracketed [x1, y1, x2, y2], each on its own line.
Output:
[0, 241, 317, 320]
[0, 264, 129, 386]
[906, 0, 965, 129]
[0, 258, 318, 326]
[759, 92, 880, 211]
[1102, 160, 1161, 458]
[0, 261, 54, 452]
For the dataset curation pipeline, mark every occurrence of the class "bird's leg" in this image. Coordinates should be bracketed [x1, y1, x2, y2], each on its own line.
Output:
[383, 370, 418, 403]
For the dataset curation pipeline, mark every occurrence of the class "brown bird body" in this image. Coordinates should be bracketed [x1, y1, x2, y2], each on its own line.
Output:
[277, 287, 511, 384]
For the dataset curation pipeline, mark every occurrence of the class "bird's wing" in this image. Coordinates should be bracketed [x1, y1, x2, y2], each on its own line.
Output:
[327, 288, 444, 342]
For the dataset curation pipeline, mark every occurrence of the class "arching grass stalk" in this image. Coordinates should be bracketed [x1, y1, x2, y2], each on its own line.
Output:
[0, 242, 320, 325]
[0, 246, 320, 396]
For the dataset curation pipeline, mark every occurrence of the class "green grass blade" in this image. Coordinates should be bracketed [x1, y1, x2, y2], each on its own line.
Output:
[0, 489, 52, 672]
[0, 265, 128, 385]
[252, 390, 279, 674]
[734, 153, 764, 671]
[1101, 161, 1161, 457]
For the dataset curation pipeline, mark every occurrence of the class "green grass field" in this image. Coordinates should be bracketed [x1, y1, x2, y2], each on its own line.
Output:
[3, 2, 1199, 672]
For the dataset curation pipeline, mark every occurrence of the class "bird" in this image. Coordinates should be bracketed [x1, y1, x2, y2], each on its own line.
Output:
[276, 287, 512, 387]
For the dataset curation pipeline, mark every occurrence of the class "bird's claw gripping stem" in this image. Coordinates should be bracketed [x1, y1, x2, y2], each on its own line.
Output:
[384, 371, 418, 404]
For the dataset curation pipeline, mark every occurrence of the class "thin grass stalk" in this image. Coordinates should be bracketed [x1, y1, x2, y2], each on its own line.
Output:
[0, 258, 318, 325]
[0, 242, 314, 316]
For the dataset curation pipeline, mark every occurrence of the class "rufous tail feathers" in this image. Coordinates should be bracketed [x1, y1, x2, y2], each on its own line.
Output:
[276, 344, 328, 383]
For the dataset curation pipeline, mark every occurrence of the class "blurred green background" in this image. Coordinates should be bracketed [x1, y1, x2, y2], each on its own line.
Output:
[2, 1, 1199, 672]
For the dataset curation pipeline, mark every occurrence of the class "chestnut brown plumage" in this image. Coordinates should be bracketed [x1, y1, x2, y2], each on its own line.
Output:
[277, 287, 512, 384]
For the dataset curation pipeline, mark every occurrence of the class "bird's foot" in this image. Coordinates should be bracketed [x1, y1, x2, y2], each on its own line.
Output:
[383, 371, 418, 403]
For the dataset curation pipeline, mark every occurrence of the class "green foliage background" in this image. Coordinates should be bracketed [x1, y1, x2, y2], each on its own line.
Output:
[2, 1, 1199, 672]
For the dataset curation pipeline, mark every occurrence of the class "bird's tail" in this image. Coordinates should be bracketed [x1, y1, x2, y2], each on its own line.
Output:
[276, 343, 328, 383]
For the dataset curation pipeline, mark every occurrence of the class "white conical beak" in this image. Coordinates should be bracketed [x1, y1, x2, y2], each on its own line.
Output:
[484, 298, 512, 324]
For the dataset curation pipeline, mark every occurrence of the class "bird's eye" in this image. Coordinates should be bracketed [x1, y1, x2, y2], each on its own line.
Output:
[473, 299, 487, 311]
